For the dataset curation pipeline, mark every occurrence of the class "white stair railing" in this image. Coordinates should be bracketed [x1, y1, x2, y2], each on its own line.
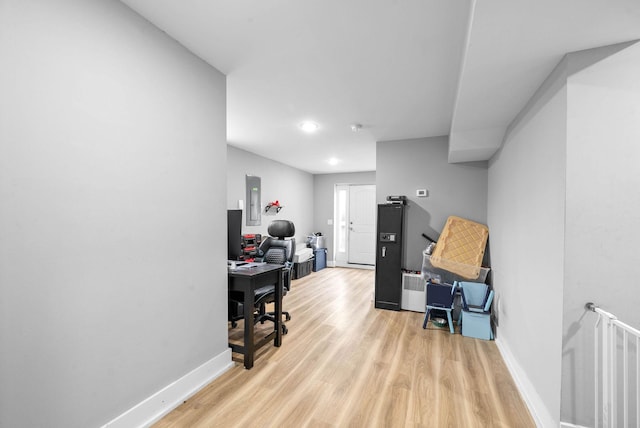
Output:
[586, 302, 640, 428]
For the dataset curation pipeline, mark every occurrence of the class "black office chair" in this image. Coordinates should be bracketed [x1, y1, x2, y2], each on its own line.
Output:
[228, 220, 295, 334]
[253, 220, 296, 333]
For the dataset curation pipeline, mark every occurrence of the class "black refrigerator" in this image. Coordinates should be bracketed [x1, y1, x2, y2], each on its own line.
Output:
[374, 204, 405, 310]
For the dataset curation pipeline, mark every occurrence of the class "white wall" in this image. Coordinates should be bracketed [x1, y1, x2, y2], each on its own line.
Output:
[377, 137, 488, 271]
[0, 1, 229, 427]
[227, 145, 314, 245]
[562, 43, 640, 426]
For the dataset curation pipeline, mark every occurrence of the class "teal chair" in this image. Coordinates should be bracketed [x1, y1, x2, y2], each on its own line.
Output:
[422, 281, 456, 334]
[457, 281, 494, 340]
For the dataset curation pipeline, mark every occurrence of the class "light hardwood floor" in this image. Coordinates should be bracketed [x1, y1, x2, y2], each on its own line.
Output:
[154, 267, 535, 428]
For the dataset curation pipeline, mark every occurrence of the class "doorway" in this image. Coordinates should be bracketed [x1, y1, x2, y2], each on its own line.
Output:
[334, 184, 376, 267]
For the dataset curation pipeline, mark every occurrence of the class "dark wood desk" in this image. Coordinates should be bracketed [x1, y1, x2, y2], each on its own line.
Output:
[228, 263, 284, 369]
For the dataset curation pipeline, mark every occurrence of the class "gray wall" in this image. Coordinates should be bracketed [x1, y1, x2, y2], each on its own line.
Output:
[488, 83, 567, 427]
[313, 172, 376, 262]
[376, 137, 488, 271]
[227, 145, 314, 245]
[562, 43, 640, 426]
[0, 1, 228, 427]
[487, 42, 640, 427]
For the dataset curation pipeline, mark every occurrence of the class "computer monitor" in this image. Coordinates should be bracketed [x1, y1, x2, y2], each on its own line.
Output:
[227, 209, 242, 260]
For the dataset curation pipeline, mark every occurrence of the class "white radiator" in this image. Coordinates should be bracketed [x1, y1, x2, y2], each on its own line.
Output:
[587, 303, 640, 428]
[401, 273, 426, 312]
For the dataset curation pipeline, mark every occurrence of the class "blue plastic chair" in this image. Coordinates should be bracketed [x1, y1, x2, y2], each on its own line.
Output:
[457, 281, 494, 340]
[422, 281, 456, 334]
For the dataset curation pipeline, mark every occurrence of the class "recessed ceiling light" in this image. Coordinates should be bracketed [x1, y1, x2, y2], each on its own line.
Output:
[299, 121, 319, 133]
[327, 157, 340, 166]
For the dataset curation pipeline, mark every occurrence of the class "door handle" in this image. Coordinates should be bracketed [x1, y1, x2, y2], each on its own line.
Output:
[382, 246, 386, 258]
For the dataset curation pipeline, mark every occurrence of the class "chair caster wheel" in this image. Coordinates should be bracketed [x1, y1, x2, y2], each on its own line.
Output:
[231, 321, 237, 328]
[282, 325, 288, 335]
[285, 314, 291, 321]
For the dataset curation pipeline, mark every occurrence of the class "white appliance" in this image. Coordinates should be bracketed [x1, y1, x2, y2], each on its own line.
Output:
[401, 273, 426, 312]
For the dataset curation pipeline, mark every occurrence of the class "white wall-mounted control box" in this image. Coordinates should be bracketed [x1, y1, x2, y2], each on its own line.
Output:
[416, 189, 428, 197]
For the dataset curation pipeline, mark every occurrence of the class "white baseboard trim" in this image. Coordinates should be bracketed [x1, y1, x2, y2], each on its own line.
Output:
[495, 338, 557, 428]
[102, 348, 233, 428]
[333, 261, 375, 270]
[327, 260, 336, 267]
[560, 422, 589, 428]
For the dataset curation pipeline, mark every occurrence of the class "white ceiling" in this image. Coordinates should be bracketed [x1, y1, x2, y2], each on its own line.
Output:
[120, 0, 640, 173]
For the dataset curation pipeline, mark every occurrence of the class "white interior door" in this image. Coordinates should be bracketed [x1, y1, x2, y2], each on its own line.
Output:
[347, 184, 376, 265]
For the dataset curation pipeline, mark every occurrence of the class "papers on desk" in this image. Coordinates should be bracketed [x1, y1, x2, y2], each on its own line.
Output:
[228, 261, 265, 271]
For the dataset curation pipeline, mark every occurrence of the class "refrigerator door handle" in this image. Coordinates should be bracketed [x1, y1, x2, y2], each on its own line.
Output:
[381, 246, 386, 258]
